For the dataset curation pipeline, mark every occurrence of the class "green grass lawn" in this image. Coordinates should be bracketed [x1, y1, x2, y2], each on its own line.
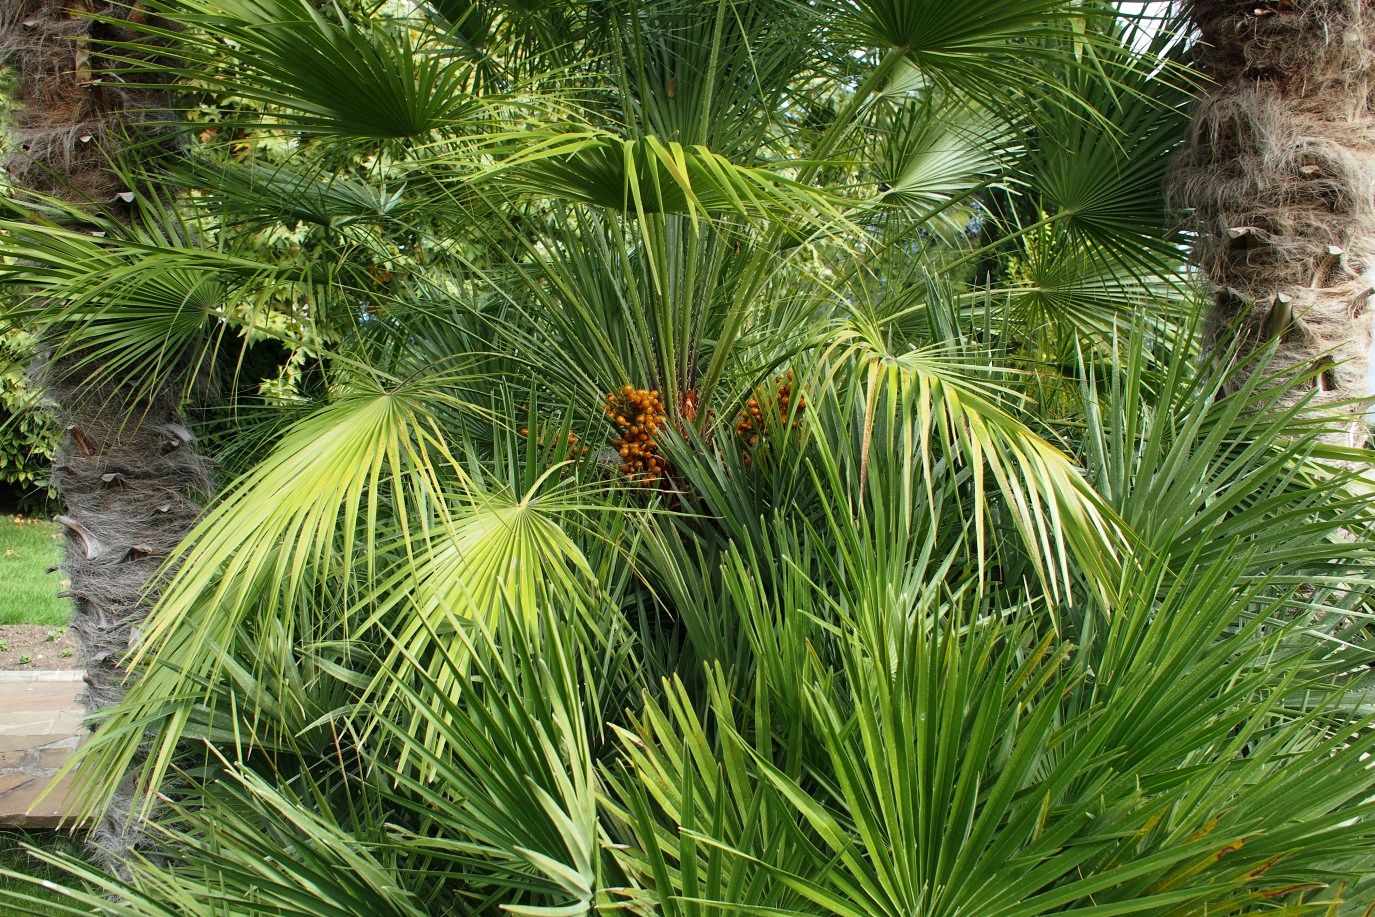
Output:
[0, 830, 87, 913]
[0, 517, 69, 627]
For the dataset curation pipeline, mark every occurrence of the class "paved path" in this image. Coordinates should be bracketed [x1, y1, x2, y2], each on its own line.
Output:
[0, 671, 86, 826]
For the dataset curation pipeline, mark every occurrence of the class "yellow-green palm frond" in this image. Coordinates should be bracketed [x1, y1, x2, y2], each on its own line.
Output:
[821, 313, 1123, 603]
[440, 130, 852, 234]
[357, 466, 634, 772]
[65, 369, 482, 814]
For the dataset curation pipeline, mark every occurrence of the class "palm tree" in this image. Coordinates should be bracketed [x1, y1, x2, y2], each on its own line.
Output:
[0, 0, 211, 867]
[3, 1, 1375, 912]
[1176, 0, 1375, 444]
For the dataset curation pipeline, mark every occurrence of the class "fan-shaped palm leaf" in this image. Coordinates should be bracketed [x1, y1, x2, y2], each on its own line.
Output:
[122, 0, 491, 138]
[62, 371, 479, 814]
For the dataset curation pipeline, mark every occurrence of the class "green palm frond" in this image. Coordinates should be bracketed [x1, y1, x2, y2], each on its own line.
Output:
[126, 0, 493, 138]
[873, 95, 1017, 228]
[606, 0, 823, 156]
[1018, 24, 1192, 282]
[827, 0, 1111, 119]
[417, 0, 597, 93]
[455, 130, 850, 231]
[0, 219, 269, 397]
[377, 612, 606, 913]
[356, 460, 634, 769]
[822, 313, 1123, 602]
[65, 370, 479, 814]
[442, 208, 825, 421]
[605, 544, 1375, 914]
[0, 853, 184, 916]
[833, 0, 1072, 56]
[173, 158, 406, 229]
[145, 767, 426, 917]
[991, 226, 1186, 350]
[1076, 326, 1375, 627]
[4, 761, 426, 916]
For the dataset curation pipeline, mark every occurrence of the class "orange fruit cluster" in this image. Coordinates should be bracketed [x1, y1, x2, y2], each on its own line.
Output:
[606, 385, 668, 483]
[520, 425, 591, 457]
[736, 371, 804, 447]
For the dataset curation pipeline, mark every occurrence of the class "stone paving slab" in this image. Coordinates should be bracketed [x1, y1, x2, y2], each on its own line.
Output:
[0, 672, 87, 826]
[0, 670, 84, 683]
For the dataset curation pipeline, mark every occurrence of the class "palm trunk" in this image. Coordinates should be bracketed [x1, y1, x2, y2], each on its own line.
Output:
[1, 0, 210, 869]
[1177, 0, 1375, 446]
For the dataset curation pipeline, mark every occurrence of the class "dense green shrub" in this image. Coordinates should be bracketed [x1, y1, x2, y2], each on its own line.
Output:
[0, 327, 54, 504]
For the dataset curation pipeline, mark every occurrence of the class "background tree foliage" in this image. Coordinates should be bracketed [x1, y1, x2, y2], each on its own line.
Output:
[0, 76, 54, 506]
[0, 326, 55, 501]
[4, 0, 1375, 913]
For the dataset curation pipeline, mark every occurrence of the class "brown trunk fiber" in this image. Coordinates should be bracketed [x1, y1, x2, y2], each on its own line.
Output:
[1177, 0, 1375, 445]
[1, 0, 210, 870]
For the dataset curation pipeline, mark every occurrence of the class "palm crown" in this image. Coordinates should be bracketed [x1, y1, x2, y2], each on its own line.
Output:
[4, 0, 1375, 913]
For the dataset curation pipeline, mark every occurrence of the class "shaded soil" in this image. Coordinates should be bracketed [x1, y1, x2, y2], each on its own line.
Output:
[0, 626, 80, 671]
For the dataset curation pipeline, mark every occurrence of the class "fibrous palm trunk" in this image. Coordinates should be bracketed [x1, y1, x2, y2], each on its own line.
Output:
[1177, 0, 1375, 446]
[1, 0, 209, 869]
